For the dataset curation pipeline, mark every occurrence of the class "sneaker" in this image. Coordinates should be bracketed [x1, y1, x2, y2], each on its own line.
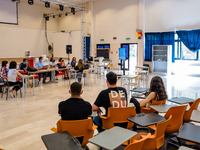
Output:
[9, 92, 15, 98]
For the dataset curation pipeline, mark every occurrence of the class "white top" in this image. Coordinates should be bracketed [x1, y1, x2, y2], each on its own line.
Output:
[8, 69, 18, 82]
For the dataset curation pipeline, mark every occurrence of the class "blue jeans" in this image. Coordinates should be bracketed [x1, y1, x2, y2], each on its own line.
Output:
[76, 72, 83, 83]
[93, 116, 104, 133]
[76, 73, 86, 83]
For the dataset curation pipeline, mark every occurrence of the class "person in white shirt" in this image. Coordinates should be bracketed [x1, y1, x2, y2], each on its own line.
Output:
[8, 61, 23, 97]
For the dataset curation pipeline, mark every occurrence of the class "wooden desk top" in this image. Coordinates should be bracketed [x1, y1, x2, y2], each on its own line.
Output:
[190, 110, 200, 123]
[177, 123, 200, 144]
[89, 126, 137, 150]
[127, 113, 166, 127]
[121, 74, 137, 79]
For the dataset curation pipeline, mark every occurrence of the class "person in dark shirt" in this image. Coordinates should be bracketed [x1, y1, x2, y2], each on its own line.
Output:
[58, 82, 92, 120]
[92, 72, 128, 132]
[74, 59, 85, 83]
[20, 58, 28, 70]
[71, 57, 76, 68]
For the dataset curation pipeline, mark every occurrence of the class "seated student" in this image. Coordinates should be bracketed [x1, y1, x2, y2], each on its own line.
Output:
[130, 76, 168, 113]
[19, 58, 33, 87]
[0, 61, 8, 83]
[58, 82, 92, 120]
[50, 57, 59, 79]
[8, 61, 23, 97]
[20, 58, 28, 71]
[35, 56, 51, 83]
[92, 72, 128, 132]
[74, 59, 86, 84]
[57, 58, 69, 80]
[71, 57, 76, 68]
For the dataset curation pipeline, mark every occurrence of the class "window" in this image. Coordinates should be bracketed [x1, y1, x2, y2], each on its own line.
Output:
[175, 33, 199, 60]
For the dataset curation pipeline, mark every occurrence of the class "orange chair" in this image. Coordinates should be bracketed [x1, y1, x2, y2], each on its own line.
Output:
[183, 98, 200, 122]
[124, 133, 151, 150]
[164, 105, 187, 134]
[51, 119, 97, 147]
[141, 100, 166, 114]
[149, 105, 187, 134]
[141, 115, 172, 150]
[100, 106, 136, 130]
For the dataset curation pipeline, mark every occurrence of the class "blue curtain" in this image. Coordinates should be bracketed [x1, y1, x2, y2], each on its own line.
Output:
[145, 32, 175, 62]
[86, 37, 91, 58]
[176, 29, 200, 53]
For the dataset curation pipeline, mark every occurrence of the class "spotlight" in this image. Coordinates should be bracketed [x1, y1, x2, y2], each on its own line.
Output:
[59, 14, 62, 17]
[45, 2, 50, 8]
[45, 17, 49, 21]
[71, 7, 75, 15]
[28, 0, 34, 5]
[53, 15, 55, 18]
[59, 5, 64, 11]
[65, 13, 68, 16]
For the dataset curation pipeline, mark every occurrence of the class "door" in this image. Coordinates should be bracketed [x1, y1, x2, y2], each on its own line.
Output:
[121, 43, 138, 72]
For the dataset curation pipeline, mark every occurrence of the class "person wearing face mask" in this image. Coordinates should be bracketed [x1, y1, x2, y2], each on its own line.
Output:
[50, 57, 59, 79]
[92, 72, 128, 133]
[71, 57, 76, 68]
[20, 58, 29, 71]
[57, 58, 69, 80]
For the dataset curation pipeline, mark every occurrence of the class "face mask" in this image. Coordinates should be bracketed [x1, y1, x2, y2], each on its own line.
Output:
[53, 60, 55, 62]
[25, 62, 28, 64]
[62, 60, 64, 62]
[73, 59, 75, 61]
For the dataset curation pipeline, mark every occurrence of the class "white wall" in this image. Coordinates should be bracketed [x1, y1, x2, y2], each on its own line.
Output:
[145, 0, 200, 32]
[92, 0, 143, 69]
[0, 1, 58, 58]
[53, 31, 82, 60]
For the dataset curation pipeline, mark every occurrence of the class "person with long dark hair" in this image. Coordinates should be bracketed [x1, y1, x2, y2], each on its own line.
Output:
[130, 76, 168, 113]
[8, 61, 23, 97]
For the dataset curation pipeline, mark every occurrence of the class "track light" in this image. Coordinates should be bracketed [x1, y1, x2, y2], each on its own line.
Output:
[71, 7, 75, 15]
[59, 14, 62, 17]
[59, 5, 64, 11]
[53, 15, 55, 18]
[45, 17, 49, 21]
[65, 13, 68, 16]
[28, 0, 34, 5]
[45, 2, 50, 8]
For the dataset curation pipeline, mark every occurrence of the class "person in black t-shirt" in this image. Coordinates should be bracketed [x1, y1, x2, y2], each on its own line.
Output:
[92, 72, 128, 133]
[58, 82, 92, 120]
[20, 58, 28, 70]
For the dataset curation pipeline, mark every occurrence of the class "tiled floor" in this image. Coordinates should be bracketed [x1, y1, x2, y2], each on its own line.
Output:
[0, 72, 199, 150]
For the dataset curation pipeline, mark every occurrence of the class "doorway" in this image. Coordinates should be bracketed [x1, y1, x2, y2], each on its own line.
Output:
[121, 43, 138, 72]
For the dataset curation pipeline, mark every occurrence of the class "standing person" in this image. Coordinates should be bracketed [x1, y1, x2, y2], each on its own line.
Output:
[0, 61, 8, 83]
[74, 59, 85, 84]
[130, 76, 168, 113]
[92, 72, 128, 132]
[71, 57, 76, 68]
[58, 82, 92, 120]
[35, 56, 50, 83]
[57, 58, 69, 80]
[8, 61, 23, 97]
